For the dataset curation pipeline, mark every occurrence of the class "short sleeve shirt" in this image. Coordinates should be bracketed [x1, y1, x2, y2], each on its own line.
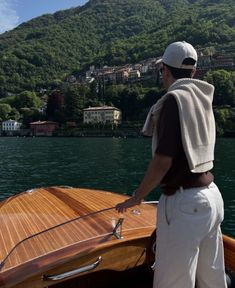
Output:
[155, 95, 213, 193]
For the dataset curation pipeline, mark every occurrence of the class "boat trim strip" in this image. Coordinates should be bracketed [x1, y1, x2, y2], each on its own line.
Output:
[42, 256, 102, 281]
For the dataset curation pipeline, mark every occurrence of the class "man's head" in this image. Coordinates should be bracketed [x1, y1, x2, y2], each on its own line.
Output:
[160, 41, 198, 88]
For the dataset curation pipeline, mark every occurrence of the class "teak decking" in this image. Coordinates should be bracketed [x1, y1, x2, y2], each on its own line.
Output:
[0, 187, 234, 288]
[0, 187, 157, 288]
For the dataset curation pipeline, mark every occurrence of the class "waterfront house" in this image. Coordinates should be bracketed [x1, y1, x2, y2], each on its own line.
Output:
[30, 121, 58, 136]
[83, 106, 122, 125]
[1, 119, 22, 136]
[2, 119, 22, 132]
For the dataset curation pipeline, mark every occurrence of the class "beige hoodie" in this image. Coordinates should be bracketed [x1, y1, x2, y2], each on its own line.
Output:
[142, 78, 216, 173]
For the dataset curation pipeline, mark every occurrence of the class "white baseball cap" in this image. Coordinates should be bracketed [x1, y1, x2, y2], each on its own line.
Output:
[162, 41, 198, 69]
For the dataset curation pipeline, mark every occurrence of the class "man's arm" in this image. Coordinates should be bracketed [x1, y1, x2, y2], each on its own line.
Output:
[115, 153, 172, 213]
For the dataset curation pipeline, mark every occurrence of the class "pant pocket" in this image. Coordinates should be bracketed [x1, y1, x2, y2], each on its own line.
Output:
[179, 192, 211, 216]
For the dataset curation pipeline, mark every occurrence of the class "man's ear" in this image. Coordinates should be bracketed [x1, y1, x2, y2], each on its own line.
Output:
[165, 65, 174, 81]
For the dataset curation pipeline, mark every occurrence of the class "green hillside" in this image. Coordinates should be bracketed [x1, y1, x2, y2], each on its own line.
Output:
[0, 0, 235, 96]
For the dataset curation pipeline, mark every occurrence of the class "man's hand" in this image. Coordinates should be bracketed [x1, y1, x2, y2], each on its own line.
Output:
[115, 196, 142, 213]
[116, 154, 172, 213]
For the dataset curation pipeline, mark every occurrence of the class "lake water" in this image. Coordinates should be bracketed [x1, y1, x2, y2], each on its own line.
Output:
[0, 137, 234, 237]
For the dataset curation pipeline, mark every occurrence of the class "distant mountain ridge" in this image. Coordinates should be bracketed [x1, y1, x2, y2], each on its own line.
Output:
[0, 0, 234, 96]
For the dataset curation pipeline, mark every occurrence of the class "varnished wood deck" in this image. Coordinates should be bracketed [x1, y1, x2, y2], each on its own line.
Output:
[0, 187, 156, 288]
[1, 187, 234, 288]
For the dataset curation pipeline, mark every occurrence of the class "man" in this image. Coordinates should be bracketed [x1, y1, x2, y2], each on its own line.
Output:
[116, 41, 227, 288]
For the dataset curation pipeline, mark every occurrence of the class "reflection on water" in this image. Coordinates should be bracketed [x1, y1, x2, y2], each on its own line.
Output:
[0, 137, 234, 237]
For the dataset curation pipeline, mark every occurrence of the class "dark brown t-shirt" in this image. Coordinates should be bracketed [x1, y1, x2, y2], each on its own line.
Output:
[155, 95, 214, 195]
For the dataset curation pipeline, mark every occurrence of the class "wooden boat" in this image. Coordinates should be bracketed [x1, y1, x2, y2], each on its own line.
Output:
[0, 186, 234, 288]
[0, 186, 156, 288]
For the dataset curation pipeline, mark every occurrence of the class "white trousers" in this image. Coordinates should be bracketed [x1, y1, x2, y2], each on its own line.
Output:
[153, 183, 227, 288]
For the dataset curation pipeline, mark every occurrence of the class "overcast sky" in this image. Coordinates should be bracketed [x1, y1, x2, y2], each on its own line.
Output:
[0, 0, 88, 34]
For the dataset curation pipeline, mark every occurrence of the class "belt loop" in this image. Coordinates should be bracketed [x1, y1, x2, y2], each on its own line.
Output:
[179, 186, 183, 193]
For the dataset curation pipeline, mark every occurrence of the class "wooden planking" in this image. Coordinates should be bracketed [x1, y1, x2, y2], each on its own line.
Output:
[0, 187, 156, 273]
[1, 187, 234, 288]
[223, 234, 235, 272]
[2, 210, 155, 270]
[0, 188, 79, 260]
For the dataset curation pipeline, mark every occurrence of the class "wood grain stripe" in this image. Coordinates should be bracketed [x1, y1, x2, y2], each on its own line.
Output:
[45, 187, 112, 232]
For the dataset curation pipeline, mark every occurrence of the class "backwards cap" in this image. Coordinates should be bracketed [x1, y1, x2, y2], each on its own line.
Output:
[162, 41, 198, 69]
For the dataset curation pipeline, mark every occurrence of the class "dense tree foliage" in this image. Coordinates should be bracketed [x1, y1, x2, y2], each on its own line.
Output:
[204, 70, 235, 106]
[0, 0, 234, 95]
[0, 104, 11, 121]
[0, 0, 234, 135]
[46, 90, 64, 121]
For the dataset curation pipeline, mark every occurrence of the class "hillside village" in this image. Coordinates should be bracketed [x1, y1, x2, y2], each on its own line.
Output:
[1, 49, 235, 137]
[68, 50, 234, 86]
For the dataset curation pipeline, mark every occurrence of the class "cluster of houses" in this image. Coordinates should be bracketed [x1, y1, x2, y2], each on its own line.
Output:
[66, 50, 235, 86]
[1, 49, 234, 137]
[0, 119, 59, 136]
[196, 51, 235, 78]
[0, 106, 122, 136]
[83, 59, 157, 85]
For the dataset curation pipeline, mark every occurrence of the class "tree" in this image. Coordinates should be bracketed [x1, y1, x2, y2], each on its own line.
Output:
[0, 103, 12, 121]
[0, 75, 7, 97]
[46, 90, 64, 121]
[13, 91, 42, 110]
[204, 70, 235, 106]
[104, 84, 124, 107]
[142, 88, 162, 109]
[119, 87, 141, 121]
[8, 108, 20, 121]
[214, 107, 231, 136]
[64, 87, 84, 122]
[20, 108, 45, 127]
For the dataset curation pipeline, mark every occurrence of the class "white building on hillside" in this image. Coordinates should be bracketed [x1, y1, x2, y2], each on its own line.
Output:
[83, 106, 122, 125]
[2, 119, 22, 131]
